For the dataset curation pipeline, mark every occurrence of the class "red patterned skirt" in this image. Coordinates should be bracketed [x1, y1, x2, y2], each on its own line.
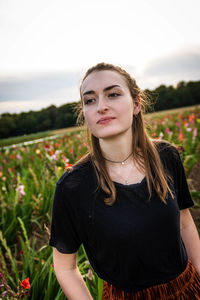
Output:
[102, 260, 200, 299]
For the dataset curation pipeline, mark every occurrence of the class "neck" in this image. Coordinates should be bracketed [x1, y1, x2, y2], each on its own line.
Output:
[99, 129, 133, 163]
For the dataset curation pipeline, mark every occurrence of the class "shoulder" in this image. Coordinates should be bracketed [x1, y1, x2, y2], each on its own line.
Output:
[152, 139, 180, 159]
[57, 158, 95, 190]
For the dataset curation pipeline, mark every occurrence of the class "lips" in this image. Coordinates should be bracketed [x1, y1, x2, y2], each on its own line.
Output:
[97, 117, 115, 124]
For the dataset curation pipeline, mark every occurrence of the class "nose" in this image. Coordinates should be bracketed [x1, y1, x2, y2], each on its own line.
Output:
[97, 96, 109, 114]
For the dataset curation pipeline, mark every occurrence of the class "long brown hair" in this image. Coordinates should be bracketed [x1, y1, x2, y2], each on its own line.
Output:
[74, 62, 174, 205]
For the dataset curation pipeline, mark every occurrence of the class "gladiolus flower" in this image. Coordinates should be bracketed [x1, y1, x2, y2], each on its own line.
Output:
[0, 172, 2, 178]
[69, 147, 73, 153]
[189, 114, 195, 122]
[21, 277, 30, 289]
[197, 118, 200, 123]
[1, 291, 8, 298]
[179, 132, 183, 142]
[176, 121, 181, 127]
[87, 269, 93, 280]
[193, 128, 197, 137]
[65, 163, 73, 169]
[49, 150, 54, 156]
[186, 128, 192, 132]
[16, 154, 21, 159]
[165, 127, 171, 134]
[17, 183, 25, 197]
[2, 176, 6, 181]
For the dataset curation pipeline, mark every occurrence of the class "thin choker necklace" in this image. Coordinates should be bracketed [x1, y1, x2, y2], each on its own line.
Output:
[103, 152, 133, 165]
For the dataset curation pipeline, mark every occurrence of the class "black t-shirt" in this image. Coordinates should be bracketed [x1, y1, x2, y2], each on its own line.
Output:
[49, 141, 194, 292]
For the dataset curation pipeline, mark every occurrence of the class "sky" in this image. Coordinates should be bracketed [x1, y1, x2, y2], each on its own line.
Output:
[0, 0, 200, 114]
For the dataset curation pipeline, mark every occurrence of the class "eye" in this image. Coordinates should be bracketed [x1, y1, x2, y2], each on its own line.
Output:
[108, 93, 120, 98]
[84, 98, 95, 105]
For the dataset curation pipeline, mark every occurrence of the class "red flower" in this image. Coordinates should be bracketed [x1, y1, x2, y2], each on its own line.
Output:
[65, 163, 73, 170]
[21, 277, 30, 289]
[189, 114, 195, 122]
[49, 150, 54, 156]
[179, 131, 183, 142]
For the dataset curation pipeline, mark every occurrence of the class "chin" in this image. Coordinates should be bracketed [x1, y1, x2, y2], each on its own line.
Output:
[95, 128, 129, 140]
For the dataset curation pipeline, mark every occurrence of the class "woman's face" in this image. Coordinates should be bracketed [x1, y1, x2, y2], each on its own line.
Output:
[81, 70, 140, 140]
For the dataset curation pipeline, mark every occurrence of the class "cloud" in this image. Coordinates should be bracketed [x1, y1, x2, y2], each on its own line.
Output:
[0, 71, 80, 102]
[143, 48, 200, 78]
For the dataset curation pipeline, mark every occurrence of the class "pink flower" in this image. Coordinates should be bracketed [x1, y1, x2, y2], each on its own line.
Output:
[165, 127, 171, 134]
[186, 128, 192, 132]
[1, 291, 8, 298]
[50, 154, 58, 161]
[176, 121, 181, 127]
[193, 128, 197, 137]
[17, 183, 25, 197]
[87, 269, 93, 280]
[50, 150, 60, 161]
[16, 154, 21, 159]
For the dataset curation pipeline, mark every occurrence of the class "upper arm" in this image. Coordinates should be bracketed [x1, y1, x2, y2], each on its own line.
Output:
[180, 208, 195, 230]
[53, 247, 77, 271]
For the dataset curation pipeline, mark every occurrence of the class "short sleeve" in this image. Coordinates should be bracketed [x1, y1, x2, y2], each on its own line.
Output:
[173, 147, 194, 210]
[49, 182, 82, 253]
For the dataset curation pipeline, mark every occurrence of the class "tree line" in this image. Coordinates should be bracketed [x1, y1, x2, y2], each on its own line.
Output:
[0, 80, 200, 139]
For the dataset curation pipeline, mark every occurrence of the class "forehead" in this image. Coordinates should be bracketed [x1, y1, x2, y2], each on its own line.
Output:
[81, 70, 128, 94]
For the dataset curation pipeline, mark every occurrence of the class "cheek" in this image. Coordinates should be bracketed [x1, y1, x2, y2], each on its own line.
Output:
[120, 101, 134, 119]
[83, 110, 94, 128]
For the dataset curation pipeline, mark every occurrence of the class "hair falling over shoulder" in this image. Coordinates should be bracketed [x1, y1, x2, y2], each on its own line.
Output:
[73, 62, 174, 205]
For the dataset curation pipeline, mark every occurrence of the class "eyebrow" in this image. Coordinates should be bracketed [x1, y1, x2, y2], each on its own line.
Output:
[82, 85, 121, 97]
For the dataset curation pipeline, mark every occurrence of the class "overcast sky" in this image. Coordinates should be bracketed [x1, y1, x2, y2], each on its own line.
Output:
[0, 0, 200, 114]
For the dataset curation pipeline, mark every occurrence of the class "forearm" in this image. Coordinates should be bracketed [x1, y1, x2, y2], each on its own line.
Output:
[55, 267, 93, 300]
[181, 214, 200, 274]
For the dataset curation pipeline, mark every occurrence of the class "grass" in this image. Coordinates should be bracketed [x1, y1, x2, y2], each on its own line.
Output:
[0, 126, 84, 148]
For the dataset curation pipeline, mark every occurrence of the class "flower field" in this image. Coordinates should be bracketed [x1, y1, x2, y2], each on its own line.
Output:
[0, 106, 200, 299]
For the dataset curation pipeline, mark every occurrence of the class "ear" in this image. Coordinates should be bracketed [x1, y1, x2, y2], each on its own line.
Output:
[133, 96, 141, 115]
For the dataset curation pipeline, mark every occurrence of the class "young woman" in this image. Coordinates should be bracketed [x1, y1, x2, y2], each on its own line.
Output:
[49, 63, 200, 299]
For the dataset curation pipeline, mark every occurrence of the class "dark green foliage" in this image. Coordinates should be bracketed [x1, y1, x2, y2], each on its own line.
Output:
[145, 80, 200, 112]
